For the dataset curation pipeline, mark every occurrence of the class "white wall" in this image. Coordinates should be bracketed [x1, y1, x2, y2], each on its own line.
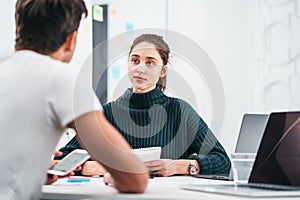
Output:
[168, 0, 251, 153]
[249, 0, 300, 113]
[0, 0, 16, 60]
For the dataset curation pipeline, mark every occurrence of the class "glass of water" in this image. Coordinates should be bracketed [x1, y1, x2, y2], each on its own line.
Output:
[231, 153, 256, 183]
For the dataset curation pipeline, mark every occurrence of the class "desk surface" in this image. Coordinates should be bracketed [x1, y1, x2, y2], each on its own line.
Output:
[42, 176, 300, 200]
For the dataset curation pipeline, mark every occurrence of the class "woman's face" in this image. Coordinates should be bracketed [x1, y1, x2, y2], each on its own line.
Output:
[128, 42, 167, 93]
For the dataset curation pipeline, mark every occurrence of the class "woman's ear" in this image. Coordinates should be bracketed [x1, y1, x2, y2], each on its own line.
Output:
[160, 65, 167, 77]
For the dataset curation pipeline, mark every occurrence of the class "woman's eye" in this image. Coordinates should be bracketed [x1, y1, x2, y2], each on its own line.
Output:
[131, 59, 139, 64]
[146, 61, 154, 66]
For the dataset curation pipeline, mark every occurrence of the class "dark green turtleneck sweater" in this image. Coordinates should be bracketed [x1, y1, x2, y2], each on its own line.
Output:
[58, 85, 231, 175]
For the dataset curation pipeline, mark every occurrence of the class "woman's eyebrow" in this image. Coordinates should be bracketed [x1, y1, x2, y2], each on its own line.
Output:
[130, 54, 140, 57]
[145, 56, 158, 61]
[130, 54, 158, 61]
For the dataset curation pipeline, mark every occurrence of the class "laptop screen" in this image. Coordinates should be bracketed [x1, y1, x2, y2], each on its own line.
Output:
[249, 112, 300, 186]
[235, 114, 269, 153]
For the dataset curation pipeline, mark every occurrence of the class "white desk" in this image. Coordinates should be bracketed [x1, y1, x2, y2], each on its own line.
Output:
[41, 176, 300, 200]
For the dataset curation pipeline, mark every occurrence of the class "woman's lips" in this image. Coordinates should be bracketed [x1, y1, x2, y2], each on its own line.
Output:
[133, 76, 146, 81]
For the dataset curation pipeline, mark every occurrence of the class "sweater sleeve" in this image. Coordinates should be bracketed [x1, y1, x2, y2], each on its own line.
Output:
[54, 135, 83, 160]
[184, 103, 231, 175]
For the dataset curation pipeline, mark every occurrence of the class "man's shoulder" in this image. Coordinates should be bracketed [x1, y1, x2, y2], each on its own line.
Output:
[10, 50, 70, 73]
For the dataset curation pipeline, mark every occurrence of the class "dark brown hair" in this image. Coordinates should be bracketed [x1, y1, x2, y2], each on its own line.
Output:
[129, 34, 170, 91]
[15, 0, 88, 54]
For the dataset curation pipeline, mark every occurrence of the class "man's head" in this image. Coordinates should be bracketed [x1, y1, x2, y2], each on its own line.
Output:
[15, 0, 88, 61]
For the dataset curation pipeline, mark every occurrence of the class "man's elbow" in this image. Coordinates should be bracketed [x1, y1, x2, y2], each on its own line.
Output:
[131, 173, 148, 193]
[117, 173, 148, 193]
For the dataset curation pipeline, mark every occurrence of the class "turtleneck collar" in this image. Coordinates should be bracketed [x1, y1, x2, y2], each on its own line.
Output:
[120, 85, 168, 109]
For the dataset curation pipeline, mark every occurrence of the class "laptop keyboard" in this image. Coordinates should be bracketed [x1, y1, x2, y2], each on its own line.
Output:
[239, 183, 300, 191]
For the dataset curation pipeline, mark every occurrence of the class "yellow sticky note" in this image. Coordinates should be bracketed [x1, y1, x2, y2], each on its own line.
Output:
[93, 5, 103, 22]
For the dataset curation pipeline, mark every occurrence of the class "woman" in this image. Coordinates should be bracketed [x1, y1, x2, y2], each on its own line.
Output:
[58, 34, 231, 177]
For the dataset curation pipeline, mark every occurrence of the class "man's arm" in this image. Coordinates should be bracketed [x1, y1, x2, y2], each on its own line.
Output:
[69, 111, 148, 193]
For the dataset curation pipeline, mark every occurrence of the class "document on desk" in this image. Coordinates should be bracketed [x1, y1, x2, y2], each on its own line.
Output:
[132, 147, 161, 162]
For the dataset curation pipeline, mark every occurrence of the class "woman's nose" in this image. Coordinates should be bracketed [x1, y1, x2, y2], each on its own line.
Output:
[136, 64, 146, 73]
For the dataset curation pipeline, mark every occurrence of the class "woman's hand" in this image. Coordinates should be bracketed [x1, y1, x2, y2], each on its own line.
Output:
[144, 159, 177, 177]
[144, 159, 193, 177]
[81, 161, 107, 176]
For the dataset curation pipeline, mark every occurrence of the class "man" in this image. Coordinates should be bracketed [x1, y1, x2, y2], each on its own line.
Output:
[0, 0, 148, 199]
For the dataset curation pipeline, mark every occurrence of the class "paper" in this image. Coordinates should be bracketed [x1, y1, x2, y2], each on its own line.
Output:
[132, 147, 161, 162]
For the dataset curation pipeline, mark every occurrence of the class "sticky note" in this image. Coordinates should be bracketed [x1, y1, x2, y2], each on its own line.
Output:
[111, 66, 120, 79]
[126, 22, 134, 32]
[110, 6, 118, 20]
[93, 5, 103, 22]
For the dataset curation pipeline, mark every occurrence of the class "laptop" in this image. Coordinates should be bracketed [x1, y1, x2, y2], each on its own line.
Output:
[193, 113, 269, 181]
[182, 111, 300, 197]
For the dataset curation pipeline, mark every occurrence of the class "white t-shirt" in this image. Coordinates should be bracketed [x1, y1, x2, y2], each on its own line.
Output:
[0, 50, 102, 199]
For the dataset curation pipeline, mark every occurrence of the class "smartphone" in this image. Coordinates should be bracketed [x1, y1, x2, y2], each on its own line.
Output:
[47, 149, 90, 176]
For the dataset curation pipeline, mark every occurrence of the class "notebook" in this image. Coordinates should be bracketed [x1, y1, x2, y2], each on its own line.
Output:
[182, 111, 300, 197]
[193, 113, 269, 181]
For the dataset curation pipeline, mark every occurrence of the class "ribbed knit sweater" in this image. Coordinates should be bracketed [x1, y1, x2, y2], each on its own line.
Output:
[58, 85, 231, 175]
